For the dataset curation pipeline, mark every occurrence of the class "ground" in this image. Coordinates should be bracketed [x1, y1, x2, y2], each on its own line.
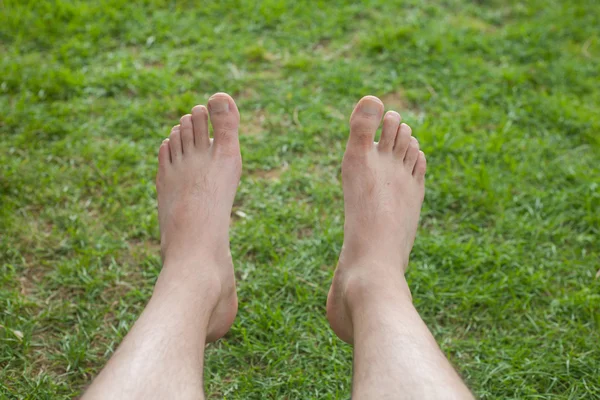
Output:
[1, 0, 599, 398]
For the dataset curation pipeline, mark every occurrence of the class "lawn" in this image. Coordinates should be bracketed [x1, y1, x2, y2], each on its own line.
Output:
[1, 0, 599, 398]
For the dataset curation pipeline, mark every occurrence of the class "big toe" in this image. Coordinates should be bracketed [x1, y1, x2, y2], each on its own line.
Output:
[208, 92, 240, 155]
[348, 96, 384, 150]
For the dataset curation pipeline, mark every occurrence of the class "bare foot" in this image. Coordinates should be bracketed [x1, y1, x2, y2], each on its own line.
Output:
[326, 95, 427, 344]
[155, 92, 241, 342]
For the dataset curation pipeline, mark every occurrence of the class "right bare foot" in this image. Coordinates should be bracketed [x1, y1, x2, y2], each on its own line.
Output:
[326, 95, 427, 344]
[154, 92, 241, 343]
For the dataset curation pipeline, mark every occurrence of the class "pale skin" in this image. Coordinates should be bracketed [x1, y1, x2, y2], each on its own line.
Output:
[82, 93, 473, 400]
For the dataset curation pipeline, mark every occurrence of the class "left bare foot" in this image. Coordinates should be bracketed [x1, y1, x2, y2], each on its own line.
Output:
[155, 92, 242, 342]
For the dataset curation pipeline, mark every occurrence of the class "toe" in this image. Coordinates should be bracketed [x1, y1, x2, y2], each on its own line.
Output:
[404, 137, 420, 169]
[192, 105, 210, 149]
[180, 114, 194, 153]
[158, 138, 171, 167]
[393, 123, 412, 159]
[378, 111, 401, 152]
[169, 125, 182, 160]
[207, 92, 240, 155]
[348, 95, 384, 150]
[413, 151, 427, 181]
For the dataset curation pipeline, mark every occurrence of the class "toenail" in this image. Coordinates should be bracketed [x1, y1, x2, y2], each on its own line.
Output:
[193, 105, 207, 114]
[359, 98, 382, 115]
[209, 97, 230, 113]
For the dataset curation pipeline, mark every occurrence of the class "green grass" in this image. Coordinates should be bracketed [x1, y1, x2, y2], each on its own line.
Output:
[1, 0, 599, 398]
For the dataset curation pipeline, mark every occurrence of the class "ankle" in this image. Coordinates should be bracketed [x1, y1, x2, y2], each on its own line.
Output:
[154, 259, 223, 302]
[339, 242, 410, 274]
[340, 265, 413, 315]
[162, 240, 231, 266]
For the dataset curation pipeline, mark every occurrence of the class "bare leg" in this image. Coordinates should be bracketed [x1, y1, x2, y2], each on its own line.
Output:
[83, 93, 242, 400]
[327, 96, 473, 399]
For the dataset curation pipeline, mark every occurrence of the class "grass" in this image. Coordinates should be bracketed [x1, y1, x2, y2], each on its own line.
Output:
[1, 0, 599, 398]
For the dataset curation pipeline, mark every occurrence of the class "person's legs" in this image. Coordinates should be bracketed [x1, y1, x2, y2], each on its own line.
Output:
[83, 93, 242, 400]
[327, 96, 473, 399]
